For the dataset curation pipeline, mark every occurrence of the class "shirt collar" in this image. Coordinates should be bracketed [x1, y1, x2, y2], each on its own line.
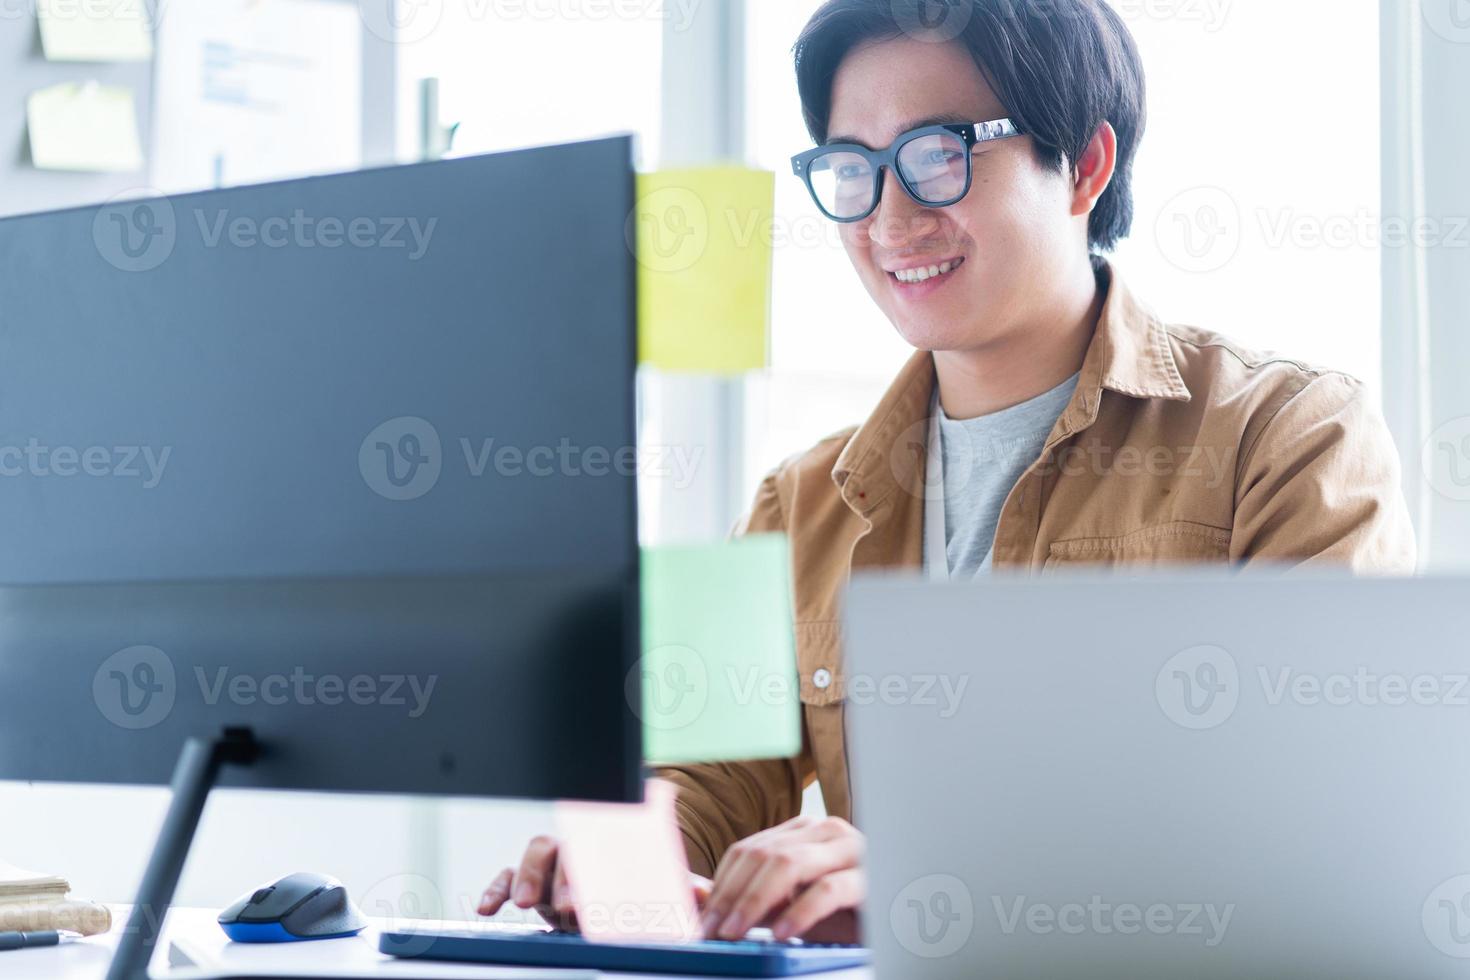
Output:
[831, 260, 1191, 515]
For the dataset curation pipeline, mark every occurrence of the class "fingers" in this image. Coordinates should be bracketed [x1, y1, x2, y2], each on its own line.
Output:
[481, 833, 562, 918]
[551, 860, 575, 917]
[702, 816, 826, 925]
[770, 868, 866, 942]
[703, 817, 864, 940]
[533, 901, 581, 934]
[710, 846, 804, 939]
[701, 821, 807, 930]
[700, 847, 765, 937]
[512, 835, 560, 909]
[690, 873, 713, 909]
[539, 859, 580, 932]
[715, 836, 860, 940]
[478, 867, 514, 916]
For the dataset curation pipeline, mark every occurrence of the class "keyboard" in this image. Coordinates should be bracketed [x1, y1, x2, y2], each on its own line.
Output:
[378, 924, 871, 977]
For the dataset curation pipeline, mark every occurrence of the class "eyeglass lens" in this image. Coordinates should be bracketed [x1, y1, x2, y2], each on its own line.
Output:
[805, 129, 970, 220]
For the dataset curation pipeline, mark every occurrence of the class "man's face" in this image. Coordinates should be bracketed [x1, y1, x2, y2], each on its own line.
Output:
[826, 36, 1083, 353]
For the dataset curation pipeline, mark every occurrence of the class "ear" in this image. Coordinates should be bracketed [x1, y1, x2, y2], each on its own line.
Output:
[1071, 121, 1118, 219]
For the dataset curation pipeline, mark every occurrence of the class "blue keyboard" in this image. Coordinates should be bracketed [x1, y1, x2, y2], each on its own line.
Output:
[378, 924, 870, 977]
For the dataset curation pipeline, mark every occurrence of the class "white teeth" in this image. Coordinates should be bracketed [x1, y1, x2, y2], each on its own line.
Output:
[894, 260, 959, 284]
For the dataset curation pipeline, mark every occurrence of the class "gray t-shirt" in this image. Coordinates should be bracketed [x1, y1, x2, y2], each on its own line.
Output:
[924, 374, 1080, 578]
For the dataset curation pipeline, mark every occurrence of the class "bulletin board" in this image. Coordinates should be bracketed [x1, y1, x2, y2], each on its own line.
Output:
[0, 3, 154, 219]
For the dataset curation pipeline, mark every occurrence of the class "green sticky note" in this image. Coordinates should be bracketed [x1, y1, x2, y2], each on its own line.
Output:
[640, 534, 800, 765]
[27, 83, 143, 173]
[38, 0, 154, 62]
[635, 168, 774, 375]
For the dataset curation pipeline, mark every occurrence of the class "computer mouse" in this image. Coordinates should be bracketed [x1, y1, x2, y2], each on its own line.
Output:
[218, 871, 367, 942]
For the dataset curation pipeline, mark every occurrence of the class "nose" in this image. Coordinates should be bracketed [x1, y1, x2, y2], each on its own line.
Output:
[862, 168, 940, 250]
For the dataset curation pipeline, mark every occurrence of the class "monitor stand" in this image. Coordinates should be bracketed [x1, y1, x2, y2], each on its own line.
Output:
[106, 727, 260, 980]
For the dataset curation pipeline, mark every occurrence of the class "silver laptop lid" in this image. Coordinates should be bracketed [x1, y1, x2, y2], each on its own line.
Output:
[845, 573, 1470, 980]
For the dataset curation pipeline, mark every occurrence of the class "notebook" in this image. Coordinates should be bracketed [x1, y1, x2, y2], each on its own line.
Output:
[0, 862, 69, 904]
[0, 860, 111, 935]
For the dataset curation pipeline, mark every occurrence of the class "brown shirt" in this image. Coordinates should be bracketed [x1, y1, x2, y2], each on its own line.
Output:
[657, 264, 1417, 877]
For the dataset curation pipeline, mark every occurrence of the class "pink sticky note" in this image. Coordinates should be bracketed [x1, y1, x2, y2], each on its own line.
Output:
[554, 779, 701, 943]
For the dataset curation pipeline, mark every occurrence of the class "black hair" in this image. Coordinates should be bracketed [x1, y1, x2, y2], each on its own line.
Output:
[794, 0, 1147, 252]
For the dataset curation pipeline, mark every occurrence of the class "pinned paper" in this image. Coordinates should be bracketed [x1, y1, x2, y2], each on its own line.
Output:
[38, 0, 154, 61]
[555, 780, 700, 943]
[151, 0, 362, 192]
[27, 83, 144, 173]
[639, 534, 800, 765]
[635, 168, 773, 375]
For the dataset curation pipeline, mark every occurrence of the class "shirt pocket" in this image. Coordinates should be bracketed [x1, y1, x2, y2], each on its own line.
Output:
[1043, 521, 1232, 572]
[795, 621, 844, 706]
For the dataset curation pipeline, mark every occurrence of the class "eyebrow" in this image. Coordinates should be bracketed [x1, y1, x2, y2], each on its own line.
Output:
[825, 113, 976, 148]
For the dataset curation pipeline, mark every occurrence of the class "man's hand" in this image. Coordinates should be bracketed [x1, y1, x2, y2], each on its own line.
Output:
[700, 815, 865, 943]
[478, 836, 713, 934]
[478, 834, 579, 931]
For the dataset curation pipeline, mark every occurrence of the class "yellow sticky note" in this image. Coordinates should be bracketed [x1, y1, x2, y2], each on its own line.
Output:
[38, 0, 154, 61]
[27, 83, 143, 173]
[635, 168, 773, 375]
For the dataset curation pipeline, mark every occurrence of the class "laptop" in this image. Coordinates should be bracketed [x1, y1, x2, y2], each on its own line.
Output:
[843, 572, 1470, 980]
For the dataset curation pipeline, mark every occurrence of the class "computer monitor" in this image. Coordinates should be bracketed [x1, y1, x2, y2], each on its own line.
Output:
[0, 136, 642, 978]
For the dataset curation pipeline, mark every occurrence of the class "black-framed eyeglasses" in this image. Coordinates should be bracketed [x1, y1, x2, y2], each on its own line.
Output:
[790, 118, 1022, 223]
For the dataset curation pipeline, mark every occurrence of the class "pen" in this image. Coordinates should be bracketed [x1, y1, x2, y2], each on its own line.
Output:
[0, 930, 82, 951]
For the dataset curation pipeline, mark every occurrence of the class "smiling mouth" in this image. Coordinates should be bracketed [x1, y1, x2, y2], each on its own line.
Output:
[889, 256, 965, 285]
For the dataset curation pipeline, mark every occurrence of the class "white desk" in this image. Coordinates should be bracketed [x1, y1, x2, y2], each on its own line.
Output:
[6, 907, 874, 980]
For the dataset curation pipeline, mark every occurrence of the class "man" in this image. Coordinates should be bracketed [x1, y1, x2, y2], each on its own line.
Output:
[481, 0, 1416, 944]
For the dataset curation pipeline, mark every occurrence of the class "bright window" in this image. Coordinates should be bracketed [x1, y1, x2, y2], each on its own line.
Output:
[395, 5, 663, 167]
[1109, 0, 1381, 387]
[743, 0, 913, 497]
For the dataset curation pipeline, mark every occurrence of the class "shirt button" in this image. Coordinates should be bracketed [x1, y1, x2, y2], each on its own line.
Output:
[812, 668, 832, 690]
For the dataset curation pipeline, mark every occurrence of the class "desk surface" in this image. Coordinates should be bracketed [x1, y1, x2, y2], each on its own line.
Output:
[5, 907, 874, 980]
